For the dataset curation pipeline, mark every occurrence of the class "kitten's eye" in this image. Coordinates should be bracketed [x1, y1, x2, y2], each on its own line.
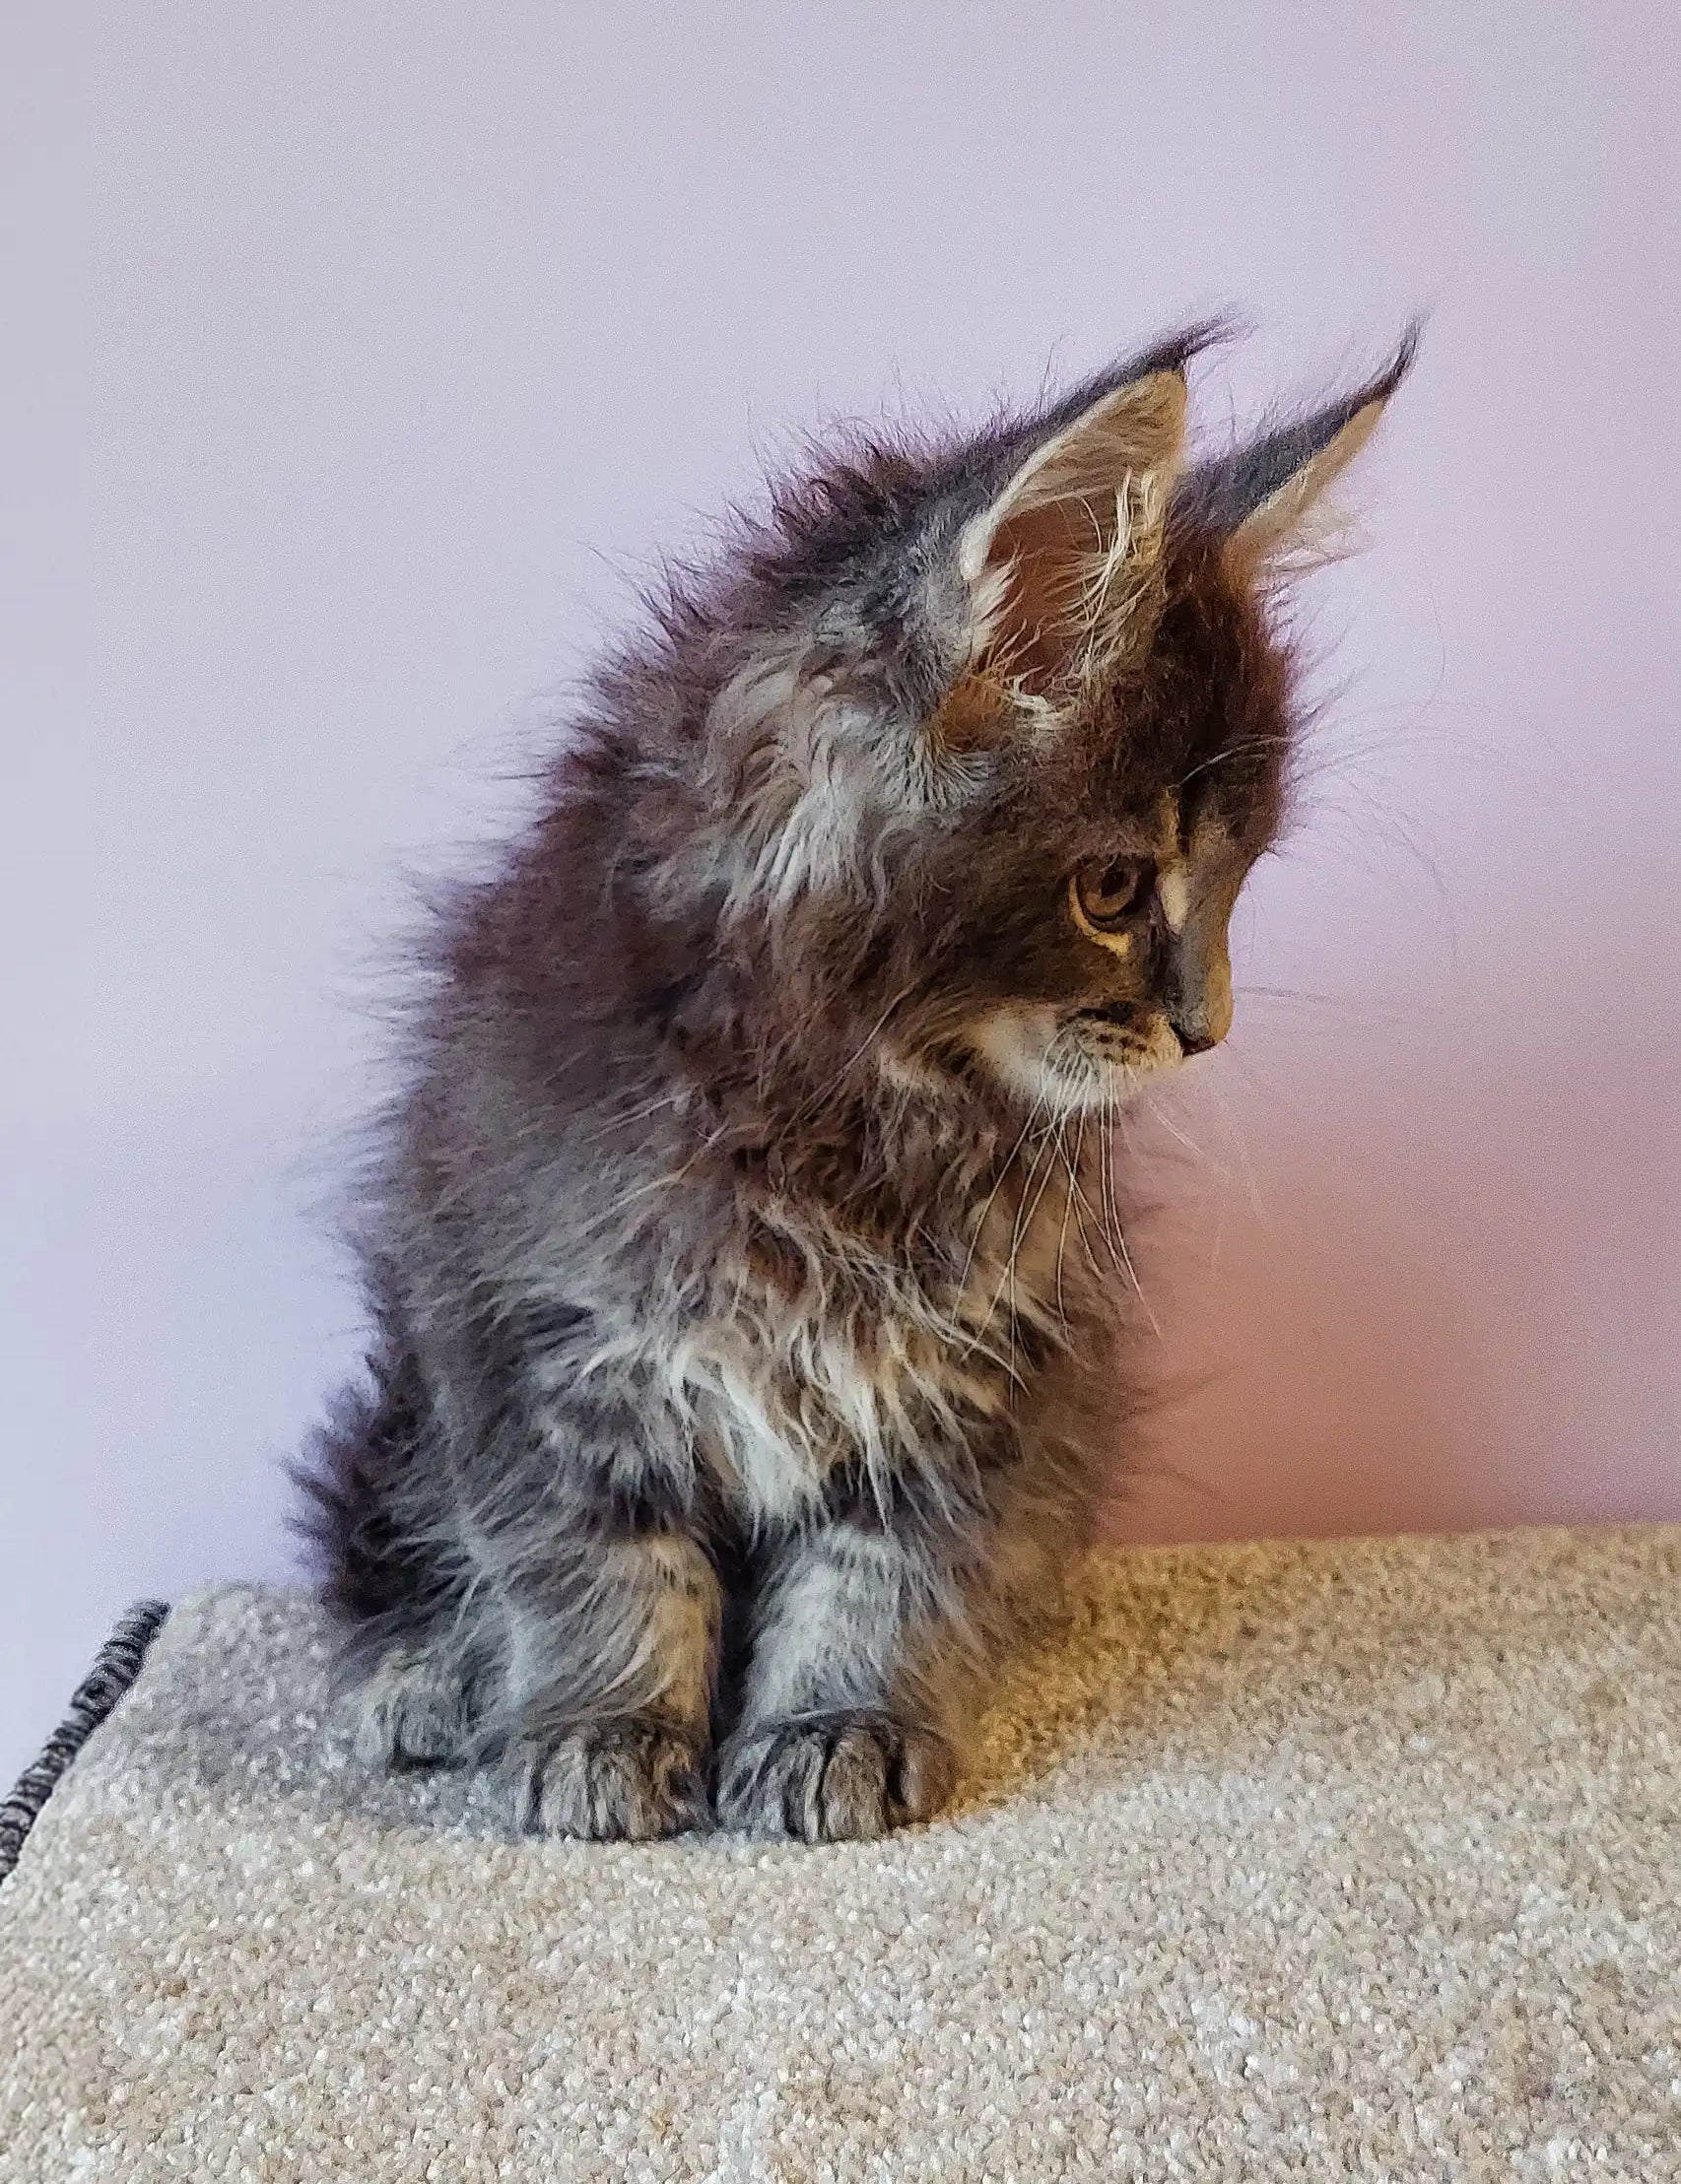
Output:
[1071, 857, 1152, 932]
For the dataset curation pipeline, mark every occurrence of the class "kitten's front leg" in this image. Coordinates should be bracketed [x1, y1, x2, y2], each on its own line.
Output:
[497, 1522, 721, 1841]
[477, 1393, 724, 1841]
[715, 1515, 970, 1843]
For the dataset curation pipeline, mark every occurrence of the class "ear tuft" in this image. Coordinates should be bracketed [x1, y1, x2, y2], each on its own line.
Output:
[1190, 322, 1421, 575]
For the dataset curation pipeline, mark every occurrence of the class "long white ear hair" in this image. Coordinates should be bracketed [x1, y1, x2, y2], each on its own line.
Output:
[1184, 325, 1421, 577]
[952, 322, 1227, 704]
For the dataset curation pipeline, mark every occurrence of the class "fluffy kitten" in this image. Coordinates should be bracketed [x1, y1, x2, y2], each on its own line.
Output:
[299, 323, 1413, 1842]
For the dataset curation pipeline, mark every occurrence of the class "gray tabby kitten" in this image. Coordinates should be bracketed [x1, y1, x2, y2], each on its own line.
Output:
[300, 323, 1413, 1842]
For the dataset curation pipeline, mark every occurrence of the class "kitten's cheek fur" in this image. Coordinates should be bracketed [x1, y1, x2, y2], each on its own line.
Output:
[971, 1001, 1179, 1113]
[970, 1003, 1064, 1105]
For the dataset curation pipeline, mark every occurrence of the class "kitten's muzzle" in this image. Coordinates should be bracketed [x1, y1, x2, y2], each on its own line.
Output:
[1069, 1003, 1182, 1065]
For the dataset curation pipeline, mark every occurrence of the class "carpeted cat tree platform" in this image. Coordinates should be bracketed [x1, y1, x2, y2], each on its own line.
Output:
[2, 1527, 1677, 2180]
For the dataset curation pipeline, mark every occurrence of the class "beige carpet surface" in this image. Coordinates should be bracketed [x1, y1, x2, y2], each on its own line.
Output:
[1, 1528, 1678, 2181]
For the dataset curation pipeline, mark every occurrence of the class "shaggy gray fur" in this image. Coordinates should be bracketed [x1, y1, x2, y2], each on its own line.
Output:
[298, 329, 1414, 1839]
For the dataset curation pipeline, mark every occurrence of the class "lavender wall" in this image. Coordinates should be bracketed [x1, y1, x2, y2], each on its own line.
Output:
[5, 2, 1677, 1779]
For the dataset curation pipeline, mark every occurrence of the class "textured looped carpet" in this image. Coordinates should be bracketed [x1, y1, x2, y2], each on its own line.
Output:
[2, 1528, 1678, 2181]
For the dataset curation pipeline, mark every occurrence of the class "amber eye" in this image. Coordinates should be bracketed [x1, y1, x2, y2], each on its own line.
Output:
[1071, 857, 1152, 932]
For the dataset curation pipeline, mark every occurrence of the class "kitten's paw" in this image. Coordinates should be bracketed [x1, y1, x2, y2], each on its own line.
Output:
[504, 1716, 709, 1841]
[348, 1647, 482, 1768]
[716, 1712, 956, 1843]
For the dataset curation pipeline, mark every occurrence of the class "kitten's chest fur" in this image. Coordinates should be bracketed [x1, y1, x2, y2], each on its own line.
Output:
[652, 1137, 1093, 1522]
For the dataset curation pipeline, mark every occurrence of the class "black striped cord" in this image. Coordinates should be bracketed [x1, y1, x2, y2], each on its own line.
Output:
[0, 1600, 170, 1884]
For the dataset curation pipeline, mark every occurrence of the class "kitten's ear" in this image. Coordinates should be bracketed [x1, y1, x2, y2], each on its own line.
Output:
[1193, 326, 1419, 575]
[955, 340, 1204, 701]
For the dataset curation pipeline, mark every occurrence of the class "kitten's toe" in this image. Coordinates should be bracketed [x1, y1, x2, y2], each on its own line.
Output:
[716, 1712, 955, 1843]
[504, 1716, 709, 1841]
[348, 1647, 482, 1768]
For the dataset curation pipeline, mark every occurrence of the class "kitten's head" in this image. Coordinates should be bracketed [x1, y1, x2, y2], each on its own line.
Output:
[668, 325, 1415, 1117]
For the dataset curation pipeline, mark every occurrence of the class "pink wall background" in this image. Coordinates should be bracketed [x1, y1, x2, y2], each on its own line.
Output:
[5, 2, 1678, 1779]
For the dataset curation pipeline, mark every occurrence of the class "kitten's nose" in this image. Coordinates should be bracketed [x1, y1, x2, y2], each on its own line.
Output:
[1170, 1016, 1219, 1056]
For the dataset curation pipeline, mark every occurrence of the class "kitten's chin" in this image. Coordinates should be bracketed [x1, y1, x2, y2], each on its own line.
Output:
[970, 1004, 1182, 1117]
